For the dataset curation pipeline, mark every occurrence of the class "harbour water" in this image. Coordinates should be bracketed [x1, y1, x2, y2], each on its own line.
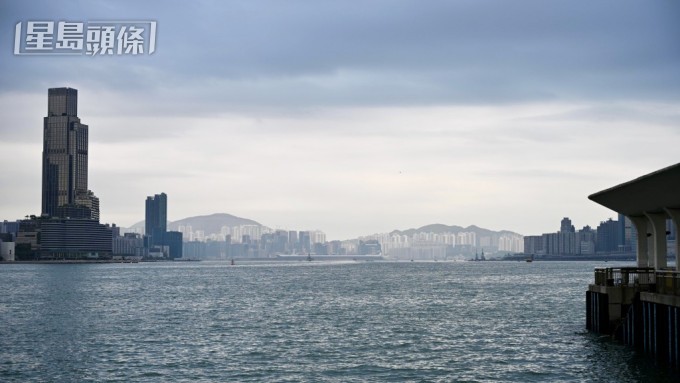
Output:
[1, 261, 679, 382]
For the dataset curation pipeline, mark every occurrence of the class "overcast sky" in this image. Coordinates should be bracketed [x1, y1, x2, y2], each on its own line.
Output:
[1, 0, 679, 240]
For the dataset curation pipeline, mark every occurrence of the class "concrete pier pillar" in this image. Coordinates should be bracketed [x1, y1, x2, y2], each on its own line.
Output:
[645, 212, 668, 270]
[664, 208, 680, 271]
[629, 216, 650, 268]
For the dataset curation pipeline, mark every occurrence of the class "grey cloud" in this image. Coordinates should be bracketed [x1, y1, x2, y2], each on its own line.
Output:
[1, 0, 679, 115]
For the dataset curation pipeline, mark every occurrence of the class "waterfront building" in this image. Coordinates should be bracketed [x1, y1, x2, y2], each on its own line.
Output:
[328, 240, 343, 255]
[164, 231, 183, 259]
[576, 225, 596, 255]
[145, 193, 167, 238]
[183, 240, 207, 259]
[112, 233, 145, 256]
[560, 217, 575, 233]
[0, 240, 15, 261]
[0, 220, 20, 240]
[15, 219, 40, 259]
[525, 218, 600, 256]
[208, 240, 229, 258]
[313, 242, 328, 255]
[30, 217, 113, 259]
[499, 234, 523, 253]
[299, 231, 311, 253]
[311, 230, 326, 246]
[0, 233, 15, 261]
[42, 88, 100, 220]
[558, 231, 577, 255]
[143, 193, 182, 258]
[359, 240, 382, 255]
[556, 217, 577, 255]
[288, 230, 298, 251]
[596, 218, 620, 253]
[14, 87, 113, 260]
[523, 235, 543, 255]
[268, 230, 289, 254]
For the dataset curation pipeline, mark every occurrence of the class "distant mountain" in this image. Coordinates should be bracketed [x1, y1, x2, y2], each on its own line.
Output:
[128, 213, 263, 235]
[390, 223, 521, 237]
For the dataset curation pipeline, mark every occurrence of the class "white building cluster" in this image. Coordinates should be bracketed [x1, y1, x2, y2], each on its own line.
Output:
[360, 230, 523, 259]
[178, 224, 275, 243]
[498, 235, 524, 253]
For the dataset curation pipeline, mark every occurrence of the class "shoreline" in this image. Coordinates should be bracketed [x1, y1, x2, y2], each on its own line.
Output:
[2, 254, 672, 264]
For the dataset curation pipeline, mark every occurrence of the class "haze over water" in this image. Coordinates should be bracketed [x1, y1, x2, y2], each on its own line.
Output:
[1, 261, 679, 382]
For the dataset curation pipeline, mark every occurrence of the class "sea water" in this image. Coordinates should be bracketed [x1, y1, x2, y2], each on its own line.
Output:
[1, 261, 678, 382]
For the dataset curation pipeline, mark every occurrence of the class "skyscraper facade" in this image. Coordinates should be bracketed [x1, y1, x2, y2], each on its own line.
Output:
[144, 193, 182, 258]
[41, 87, 99, 220]
[560, 217, 575, 233]
[145, 193, 167, 236]
[14, 87, 112, 259]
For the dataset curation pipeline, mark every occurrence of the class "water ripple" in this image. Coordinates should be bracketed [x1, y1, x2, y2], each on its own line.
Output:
[1, 261, 679, 382]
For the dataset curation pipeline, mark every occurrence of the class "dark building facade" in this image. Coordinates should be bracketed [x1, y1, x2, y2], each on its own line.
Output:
[40, 218, 112, 258]
[42, 87, 99, 220]
[164, 231, 183, 259]
[144, 193, 181, 258]
[560, 217, 575, 233]
[596, 218, 621, 253]
[14, 87, 111, 260]
[524, 218, 597, 256]
[15, 217, 112, 259]
[145, 193, 167, 238]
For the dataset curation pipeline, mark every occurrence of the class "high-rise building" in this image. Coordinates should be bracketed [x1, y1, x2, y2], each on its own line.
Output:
[288, 230, 298, 252]
[299, 231, 311, 253]
[144, 193, 182, 258]
[596, 218, 621, 253]
[576, 225, 596, 255]
[560, 217, 575, 233]
[145, 193, 167, 237]
[42, 88, 99, 220]
[14, 87, 112, 260]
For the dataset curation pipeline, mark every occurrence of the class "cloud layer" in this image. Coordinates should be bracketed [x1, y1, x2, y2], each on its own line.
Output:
[1, 1, 679, 239]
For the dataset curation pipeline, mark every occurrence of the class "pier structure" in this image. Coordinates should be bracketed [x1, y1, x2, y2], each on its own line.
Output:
[586, 163, 680, 367]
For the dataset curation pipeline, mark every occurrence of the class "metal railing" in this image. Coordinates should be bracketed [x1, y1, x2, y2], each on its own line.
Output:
[593, 267, 680, 297]
[655, 271, 680, 297]
[593, 267, 656, 287]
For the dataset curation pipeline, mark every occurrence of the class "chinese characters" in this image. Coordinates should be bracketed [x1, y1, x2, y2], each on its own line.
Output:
[14, 20, 157, 56]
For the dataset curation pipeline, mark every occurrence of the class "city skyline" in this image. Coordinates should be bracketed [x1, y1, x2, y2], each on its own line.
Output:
[1, 1, 679, 240]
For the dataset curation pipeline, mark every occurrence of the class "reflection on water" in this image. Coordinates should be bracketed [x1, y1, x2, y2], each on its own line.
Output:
[1, 261, 678, 382]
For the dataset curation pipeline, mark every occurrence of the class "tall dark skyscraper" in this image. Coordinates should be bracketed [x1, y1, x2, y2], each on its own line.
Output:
[145, 193, 167, 236]
[144, 193, 182, 259]
[15, 87, 112, 260]
[41, 87, 99, 220]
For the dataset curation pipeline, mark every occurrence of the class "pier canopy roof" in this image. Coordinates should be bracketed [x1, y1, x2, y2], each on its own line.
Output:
[588, 163, 680, 218]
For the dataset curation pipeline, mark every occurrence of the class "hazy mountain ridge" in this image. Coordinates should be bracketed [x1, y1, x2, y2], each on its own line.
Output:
[128, 213, 262, 234]
[129, 214, 520, 238]
[390, 223, 522, 237]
